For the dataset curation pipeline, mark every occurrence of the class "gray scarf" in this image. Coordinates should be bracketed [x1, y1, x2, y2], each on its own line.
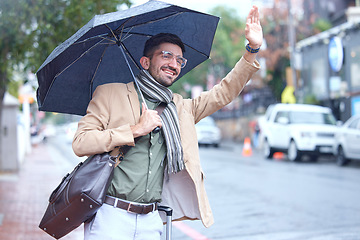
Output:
[136, 70, 185, 174]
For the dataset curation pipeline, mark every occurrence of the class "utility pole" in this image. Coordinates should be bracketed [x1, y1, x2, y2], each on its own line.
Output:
[287, 0, 297, 90]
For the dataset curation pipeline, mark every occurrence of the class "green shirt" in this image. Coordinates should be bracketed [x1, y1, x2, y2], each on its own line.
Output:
[107, 98, 166, 203]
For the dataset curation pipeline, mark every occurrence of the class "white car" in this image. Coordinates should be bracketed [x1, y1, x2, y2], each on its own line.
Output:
[261, 103, 338, 162]
[65, 122, 79, 143]
[195, 116, 221, 147]
[333, 115, 360, 166]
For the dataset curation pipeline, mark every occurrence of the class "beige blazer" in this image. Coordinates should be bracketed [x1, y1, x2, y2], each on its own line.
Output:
[72, 57, 260, 227]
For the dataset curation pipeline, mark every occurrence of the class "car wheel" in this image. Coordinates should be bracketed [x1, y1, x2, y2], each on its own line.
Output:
[288, 140, 301, 162]
[336, 146, 349, 166]
[263, 139, 274, 159]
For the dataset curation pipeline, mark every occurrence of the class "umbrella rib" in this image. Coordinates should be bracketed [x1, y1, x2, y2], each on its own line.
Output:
[114, 16, 136, 36]
[74, 35, 117, 45]
[89, 45, 109, 99]
[117, 31, 210, 59]
[76, 12, 211, 57]
[114, 12, 184, 35]
[41, 38, 112, 112]
[98, 36, 117, 44]
[105, 22, 134, 45]
[120, 27, 134, 42]
[183, 43, 210, 59]
[119, 44, 147, 108]
[105, 24, 119, 42]
[38, 3, 219, 115]
[116, 11, 211, 59]
[120, 42, 141, 70]
[54, 38, 110, 79]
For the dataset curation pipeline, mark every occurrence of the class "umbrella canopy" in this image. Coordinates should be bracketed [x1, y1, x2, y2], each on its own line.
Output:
[36, 0, 219, 115]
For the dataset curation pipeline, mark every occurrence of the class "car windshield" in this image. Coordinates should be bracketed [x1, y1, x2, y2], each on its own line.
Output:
[290, 111, 337, 125]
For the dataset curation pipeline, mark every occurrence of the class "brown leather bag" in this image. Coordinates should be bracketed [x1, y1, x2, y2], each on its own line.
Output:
[39, 151, 121, 239]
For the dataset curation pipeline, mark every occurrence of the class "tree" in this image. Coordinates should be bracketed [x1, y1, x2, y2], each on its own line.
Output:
[171, 6, 246, 95]
[258, 0, 333, 101]
[0, 0, 131, 163]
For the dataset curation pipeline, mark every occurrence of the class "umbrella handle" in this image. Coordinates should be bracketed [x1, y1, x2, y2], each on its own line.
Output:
[153, 127, 161, 134]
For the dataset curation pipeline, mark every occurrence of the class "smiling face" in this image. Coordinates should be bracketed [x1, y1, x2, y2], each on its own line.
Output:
[140, 42, 183, 87]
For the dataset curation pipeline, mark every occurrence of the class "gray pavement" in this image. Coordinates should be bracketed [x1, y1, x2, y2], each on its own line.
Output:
[0, 143, 83, 240]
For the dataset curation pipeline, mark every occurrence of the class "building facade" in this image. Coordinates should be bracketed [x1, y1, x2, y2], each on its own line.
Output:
[296, 18, 360, 122]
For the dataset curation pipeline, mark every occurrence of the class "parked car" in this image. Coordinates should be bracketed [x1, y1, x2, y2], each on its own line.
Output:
[333, 114, 360, 166]
[65, 122, 79, 143]
[260, 103, 338, 162]
[195, 116, 221, 147]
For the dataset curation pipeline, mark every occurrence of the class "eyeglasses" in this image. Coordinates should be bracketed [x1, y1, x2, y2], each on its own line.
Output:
[158, 51, 187, 68]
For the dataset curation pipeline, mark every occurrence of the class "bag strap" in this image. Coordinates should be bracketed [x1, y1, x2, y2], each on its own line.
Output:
[155, 102, 166, 116]
[112, 146, 130, 167]
[111, 103, 166, 167]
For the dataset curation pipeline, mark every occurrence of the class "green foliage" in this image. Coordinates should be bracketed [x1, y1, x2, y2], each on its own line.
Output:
[0, 2, 246, 100]
[170, 60, 210, 97]
[176, 6, 246, 95]
[268, 56, 289, 101]
[312, 18, 332, 33]
[7, 79, 20, 98]
[0, 0, 132, 159]
[303, 93, 320, 105]
[0, 0, 31, 89]
[210, 6, 246, 70]
[0, 0, 131, 90]
[28, 0, 131, 72]
[267, 70, 283, 101]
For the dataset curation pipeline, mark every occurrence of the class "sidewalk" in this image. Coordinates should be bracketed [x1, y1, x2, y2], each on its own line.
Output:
[0, 139, 258, 240]
[0, 143, 83, 240]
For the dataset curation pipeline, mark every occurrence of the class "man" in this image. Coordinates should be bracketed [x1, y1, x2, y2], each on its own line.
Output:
[72, 6, 262, 240]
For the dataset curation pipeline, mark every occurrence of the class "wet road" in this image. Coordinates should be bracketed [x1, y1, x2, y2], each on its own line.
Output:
[48, 135, 360, 240]
[181, 142, 360, 240]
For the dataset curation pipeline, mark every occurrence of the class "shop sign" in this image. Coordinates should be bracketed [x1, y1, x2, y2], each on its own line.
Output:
[328, 37, 344, 72]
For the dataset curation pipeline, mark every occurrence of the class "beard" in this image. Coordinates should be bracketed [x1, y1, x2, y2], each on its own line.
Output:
[148, 65, 179, 87]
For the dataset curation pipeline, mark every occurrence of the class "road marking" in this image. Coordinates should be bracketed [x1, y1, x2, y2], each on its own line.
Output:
[173, 221, 211, 240]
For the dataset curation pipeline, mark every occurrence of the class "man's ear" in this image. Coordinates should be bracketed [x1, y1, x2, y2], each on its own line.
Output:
[140, 56, 150, 70]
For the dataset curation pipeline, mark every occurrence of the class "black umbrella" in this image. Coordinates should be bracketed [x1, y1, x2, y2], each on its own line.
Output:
[36, 0, 219, 115]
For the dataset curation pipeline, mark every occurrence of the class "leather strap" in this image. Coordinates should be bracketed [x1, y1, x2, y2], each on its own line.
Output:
[104, 196, 158, 214]
[155, 102, 167, 116]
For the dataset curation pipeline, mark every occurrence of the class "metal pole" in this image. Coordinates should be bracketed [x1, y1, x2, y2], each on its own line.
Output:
[287, 0, 297, 90]
[118, 43, 161, 133]
[158, 206, 173, 240]
[118, 44, 147, 107]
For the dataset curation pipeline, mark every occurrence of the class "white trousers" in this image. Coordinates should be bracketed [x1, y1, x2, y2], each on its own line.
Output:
[84, 203, 163, 240]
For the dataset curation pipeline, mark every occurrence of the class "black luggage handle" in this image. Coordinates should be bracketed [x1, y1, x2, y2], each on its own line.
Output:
[158, 205, 173, 216]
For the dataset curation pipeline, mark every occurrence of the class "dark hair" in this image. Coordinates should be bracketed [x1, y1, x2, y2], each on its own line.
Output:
[143, 33, 185, 57]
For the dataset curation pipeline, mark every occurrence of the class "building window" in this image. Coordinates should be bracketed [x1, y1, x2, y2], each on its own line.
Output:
[350, 46, 360, 89]
[311, 58, 327, 99]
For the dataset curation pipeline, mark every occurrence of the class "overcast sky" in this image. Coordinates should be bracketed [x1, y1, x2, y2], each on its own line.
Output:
[130, 0, 259, 19]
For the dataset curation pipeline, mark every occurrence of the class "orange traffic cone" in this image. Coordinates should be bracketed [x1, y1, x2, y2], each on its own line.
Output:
[242, 137, 252, 156]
